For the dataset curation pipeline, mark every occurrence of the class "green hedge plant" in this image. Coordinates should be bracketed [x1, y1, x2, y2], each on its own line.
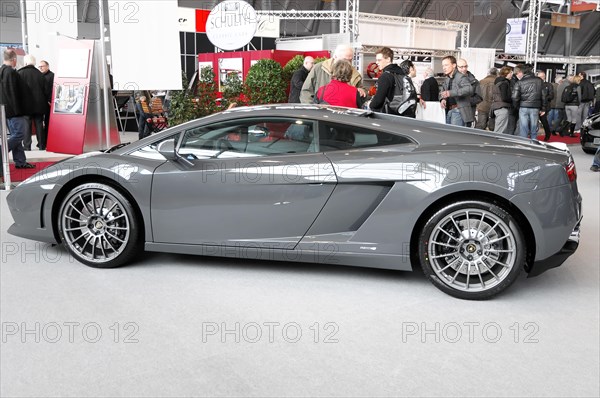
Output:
[243, 59, 287, 105]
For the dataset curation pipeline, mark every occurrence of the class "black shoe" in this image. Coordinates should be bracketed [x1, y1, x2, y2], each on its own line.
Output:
[590, 165, 600, 172]
[15, 163, 36, 169]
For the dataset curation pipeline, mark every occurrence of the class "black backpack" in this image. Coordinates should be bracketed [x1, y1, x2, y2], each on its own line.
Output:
[561, 84, 578, 104]
[384, 72, 416, 116]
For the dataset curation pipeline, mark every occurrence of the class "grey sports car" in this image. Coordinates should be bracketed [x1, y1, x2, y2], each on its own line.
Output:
[7, 105, 582, 299]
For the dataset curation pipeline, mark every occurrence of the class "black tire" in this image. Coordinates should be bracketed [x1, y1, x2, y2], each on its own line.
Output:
[58, 183, 142, 268]
[418, 200, 525, 300]
[582, 147, 597, 154]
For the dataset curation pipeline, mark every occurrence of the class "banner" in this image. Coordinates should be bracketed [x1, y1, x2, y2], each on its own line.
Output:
[109, 1, 182, 90]
[505, 18, 527, 55]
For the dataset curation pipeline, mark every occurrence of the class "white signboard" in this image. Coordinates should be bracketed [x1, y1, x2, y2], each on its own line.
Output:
[109, 1, 182, 90]
[255, 15, 280, 38]
[206, 0, 258, 50]
[505, 18, 528, 55]
[178, 7, 196, 32]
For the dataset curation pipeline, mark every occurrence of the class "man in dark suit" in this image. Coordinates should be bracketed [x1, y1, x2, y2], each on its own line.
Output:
[288, 56, 314, 103]
[18, 54, 47, 150]
[38, 60, 54, 150]
[420, 67, 439, 102]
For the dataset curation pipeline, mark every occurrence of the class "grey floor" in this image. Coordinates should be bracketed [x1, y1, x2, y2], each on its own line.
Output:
[1, 148, 598, 398]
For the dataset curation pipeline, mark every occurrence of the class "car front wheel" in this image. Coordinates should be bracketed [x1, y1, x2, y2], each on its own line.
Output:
[418, 200, 525, 300]
[58, 183, 141, 268]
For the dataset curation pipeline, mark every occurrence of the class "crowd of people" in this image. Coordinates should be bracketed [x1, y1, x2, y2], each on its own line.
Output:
[289, 44, 599, 171]
[1, 49, 54, 173]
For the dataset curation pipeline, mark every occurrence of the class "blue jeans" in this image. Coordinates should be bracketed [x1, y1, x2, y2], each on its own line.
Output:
[518, 107, 539, 138]
[446, 108, 464, 126]
[7, 116, 28, 166]
[547, 108, 564, 132]
[593, 146, 600, 168]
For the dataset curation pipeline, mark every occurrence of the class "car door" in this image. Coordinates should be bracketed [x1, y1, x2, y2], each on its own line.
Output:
[151, 117, 336, 248]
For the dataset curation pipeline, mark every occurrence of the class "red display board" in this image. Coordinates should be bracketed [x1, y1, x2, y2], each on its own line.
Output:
[198, 49, 330, 94]
[47, 38, 120, 155]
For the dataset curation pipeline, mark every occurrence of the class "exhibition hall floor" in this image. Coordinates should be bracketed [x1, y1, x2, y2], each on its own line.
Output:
[1, 148, 598, 397]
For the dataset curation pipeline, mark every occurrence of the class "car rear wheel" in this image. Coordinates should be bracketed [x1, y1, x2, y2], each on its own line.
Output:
[418, 200, 525, 300]
[58, 183, 141, 268]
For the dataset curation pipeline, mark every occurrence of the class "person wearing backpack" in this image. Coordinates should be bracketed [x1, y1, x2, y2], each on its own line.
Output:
[563, 75, 582, 137]
[369, 47, 414, 116]
[578, 71, 595, 128]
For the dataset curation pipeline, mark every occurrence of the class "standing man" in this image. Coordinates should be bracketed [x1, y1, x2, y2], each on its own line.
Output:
[0, 49, 35, 169]
[288, 56, 314, 103]
[512, 64, 546, 139]
[368, 47, 405, 113]
[578, 71, 595, 128]
[18, 54, 47, 151]
[38, 60, 54, 150]
[475, 67, 498, 130]
[456, 59, 481, 127]
[439, 55, 474, 127]
[536, 70, 554, 141]
[300, 44, 364, 104]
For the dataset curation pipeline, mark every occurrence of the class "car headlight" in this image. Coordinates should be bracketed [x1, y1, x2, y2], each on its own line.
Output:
[582, 119, 591, 127]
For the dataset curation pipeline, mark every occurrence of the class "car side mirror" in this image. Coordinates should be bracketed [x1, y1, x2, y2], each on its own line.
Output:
[157, 138, 177, 161]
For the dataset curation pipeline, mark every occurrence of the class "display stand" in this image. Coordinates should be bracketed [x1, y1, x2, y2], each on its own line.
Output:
[46, 38, 120, 155]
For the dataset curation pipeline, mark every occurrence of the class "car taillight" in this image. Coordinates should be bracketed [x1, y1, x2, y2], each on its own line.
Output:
[565, 158, 577, 182]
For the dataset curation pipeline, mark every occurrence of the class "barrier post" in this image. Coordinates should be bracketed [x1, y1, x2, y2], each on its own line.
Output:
[1, 105, 12, 190]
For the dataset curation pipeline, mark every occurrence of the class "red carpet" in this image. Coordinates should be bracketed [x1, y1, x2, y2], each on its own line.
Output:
[5, 161, 58, 183]
[536, 131, 581, 145]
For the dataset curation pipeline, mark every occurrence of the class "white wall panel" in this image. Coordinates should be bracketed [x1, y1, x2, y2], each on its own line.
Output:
[109, 0, 181, 90]
[358, 22, 410, 47]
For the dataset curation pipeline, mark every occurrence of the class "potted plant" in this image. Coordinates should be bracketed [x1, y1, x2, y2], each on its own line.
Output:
[243, 59, 287, 105]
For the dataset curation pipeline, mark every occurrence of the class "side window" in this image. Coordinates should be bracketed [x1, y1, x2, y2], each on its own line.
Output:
[319, 122, 413, 151]
[129, 132, 181, 160]
[178, 118, 317, 159]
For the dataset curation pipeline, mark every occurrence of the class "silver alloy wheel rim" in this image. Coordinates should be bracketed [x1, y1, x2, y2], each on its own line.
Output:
[427, 208, 517, 293]
[61, 188, 130, 263]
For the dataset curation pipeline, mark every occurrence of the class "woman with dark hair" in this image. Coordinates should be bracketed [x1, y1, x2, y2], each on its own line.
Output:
[395, 60, 419, 118]
[491, 66, 514, 134]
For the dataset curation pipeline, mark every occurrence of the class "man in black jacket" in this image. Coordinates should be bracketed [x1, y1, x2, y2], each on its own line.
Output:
[18, 54, 47, 151]
[288, 56, 314, 103]
[369, 47, 411, 114]
[536, 70, 554, 141]
[512, 64, 546, 139]
[0, 49, 34, 169]
[39, 60, 54, 150]
[578, 71, 595, 129]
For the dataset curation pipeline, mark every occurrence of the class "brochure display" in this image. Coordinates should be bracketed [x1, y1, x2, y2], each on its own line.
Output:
[47, 38, 120, 155]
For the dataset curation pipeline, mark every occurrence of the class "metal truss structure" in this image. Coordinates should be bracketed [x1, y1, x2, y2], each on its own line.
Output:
[517, 0, 600, 74]
[524, 0, 541, 70]
[361, 46, 460, 58]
